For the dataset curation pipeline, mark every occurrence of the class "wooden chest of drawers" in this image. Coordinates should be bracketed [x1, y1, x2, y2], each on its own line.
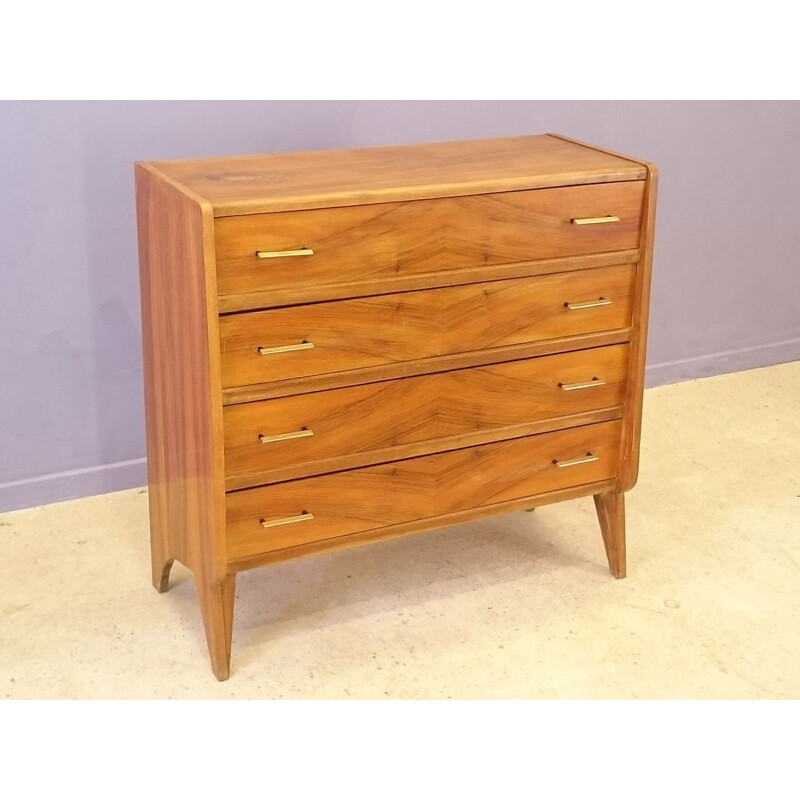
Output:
[135, 134, 657, 680]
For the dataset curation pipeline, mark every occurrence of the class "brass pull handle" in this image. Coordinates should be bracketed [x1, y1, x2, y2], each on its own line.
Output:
[256, 248, 314, 259]
[570, 216, 620, 226]
[558, 378, 606, 391]
[258, 341, 315, 356]
[260, 511, 314, 529]
[565, 298, 612, 310]
[553, 452, 600, 468]
[258, 428, 314, 444]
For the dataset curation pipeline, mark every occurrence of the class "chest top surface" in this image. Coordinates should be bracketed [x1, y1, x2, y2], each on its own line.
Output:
[140, 133, 647, 217]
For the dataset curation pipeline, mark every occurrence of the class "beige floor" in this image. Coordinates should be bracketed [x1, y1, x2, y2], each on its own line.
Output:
[2, 361, 799, 699]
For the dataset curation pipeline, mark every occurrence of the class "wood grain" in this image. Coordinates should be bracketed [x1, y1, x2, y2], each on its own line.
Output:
[196, 575, 236, 681]
[228, 479, 617, 572]
[619, 162, 659, 491]
[594, 491, 626, 578]
[135, 164, 226, 583]
[219, 264, 635, 389]
[545, 134, 657, 492]
[221, 329, 632, 405]
[144, 134, 647, 216]
[223, 344, 629, 489]
[135, 163, 231, 679]
[546, 133, 647, 169]
[137, 133, 656, 681]
[215, 182, 644, 304]
[216, 250, 640, 314]
[226, 420, 622, 562]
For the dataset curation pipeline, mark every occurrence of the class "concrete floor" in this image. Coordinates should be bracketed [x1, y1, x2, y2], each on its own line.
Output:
[2, 361, 799, 699]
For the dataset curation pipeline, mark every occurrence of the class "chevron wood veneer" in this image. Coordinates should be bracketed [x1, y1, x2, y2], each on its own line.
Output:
[215, 182, 644, 306]
[219, 264, 635, 387]
[136, 134, 657, 679]
[223, 344, 629, 488]
[226, 420, 623, 562]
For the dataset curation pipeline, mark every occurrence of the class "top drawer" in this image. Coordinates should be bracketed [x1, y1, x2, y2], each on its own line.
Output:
[214, 182, 644, 305]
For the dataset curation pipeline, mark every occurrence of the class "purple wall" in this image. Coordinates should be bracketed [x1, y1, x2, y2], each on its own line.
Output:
[1, 101, 799, 512]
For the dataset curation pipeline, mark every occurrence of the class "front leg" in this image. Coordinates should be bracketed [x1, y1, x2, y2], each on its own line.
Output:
[196, 574, 237, 680]
[593, 491, 626, 578]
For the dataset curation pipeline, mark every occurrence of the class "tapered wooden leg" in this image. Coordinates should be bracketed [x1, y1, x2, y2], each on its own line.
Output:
[197, 574, 236, 681]
[593, 491, 626, 578]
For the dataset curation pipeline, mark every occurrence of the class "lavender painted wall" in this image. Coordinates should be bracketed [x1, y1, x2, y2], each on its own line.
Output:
[1, 101, 799, 512]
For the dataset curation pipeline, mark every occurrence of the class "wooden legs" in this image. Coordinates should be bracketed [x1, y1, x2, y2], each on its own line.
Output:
[197, 574, 237, 681]
[149, 491, 624, 681]
[149, 526, 235, 679]
[593, 491, 626, 579]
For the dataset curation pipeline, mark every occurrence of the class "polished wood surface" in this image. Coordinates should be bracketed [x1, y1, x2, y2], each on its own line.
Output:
[549, 135, 658, 492]
[135, 164, 225, 582]
[221, 329, 631, 405]
[217, 250, 640, 314]
[619, 162, 659, 491]
[594, 491, 626, 578]
[223, 345, 628, 488]
[146, 134, 647, 216]
[219, 265, 635, 388]
[197, 574, 236, 680]
[227, 479, 617, 572]
[547, 133, 647, 169]
[215, 182, 643, 303]
[226, 409, 622, 491]
[135, 164, 231, 679]
[226, 420, 622, 562]
[136, 133, 657, 680]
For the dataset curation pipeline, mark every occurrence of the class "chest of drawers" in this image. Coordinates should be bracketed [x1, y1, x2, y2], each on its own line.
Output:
[135, 134, 657, 680]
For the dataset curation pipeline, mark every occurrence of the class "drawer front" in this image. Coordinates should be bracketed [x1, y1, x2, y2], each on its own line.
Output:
[226, 419, 622, 561]
[214, 182, 644, 300]
[223, 344, 629, 488]
[219, 264, 634, 389]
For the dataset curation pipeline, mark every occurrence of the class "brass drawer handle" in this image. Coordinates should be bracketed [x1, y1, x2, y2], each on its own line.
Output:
[258, 428, 314, 444]
[260, 511, 314, 529]
[570, 215, 620, 226]
[553, 452, 599, 468]
[258, 341, 315, 356]
[256, 248, 314, 259]
[565, 298, 612, 310]
[558, 378, 606, 391]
